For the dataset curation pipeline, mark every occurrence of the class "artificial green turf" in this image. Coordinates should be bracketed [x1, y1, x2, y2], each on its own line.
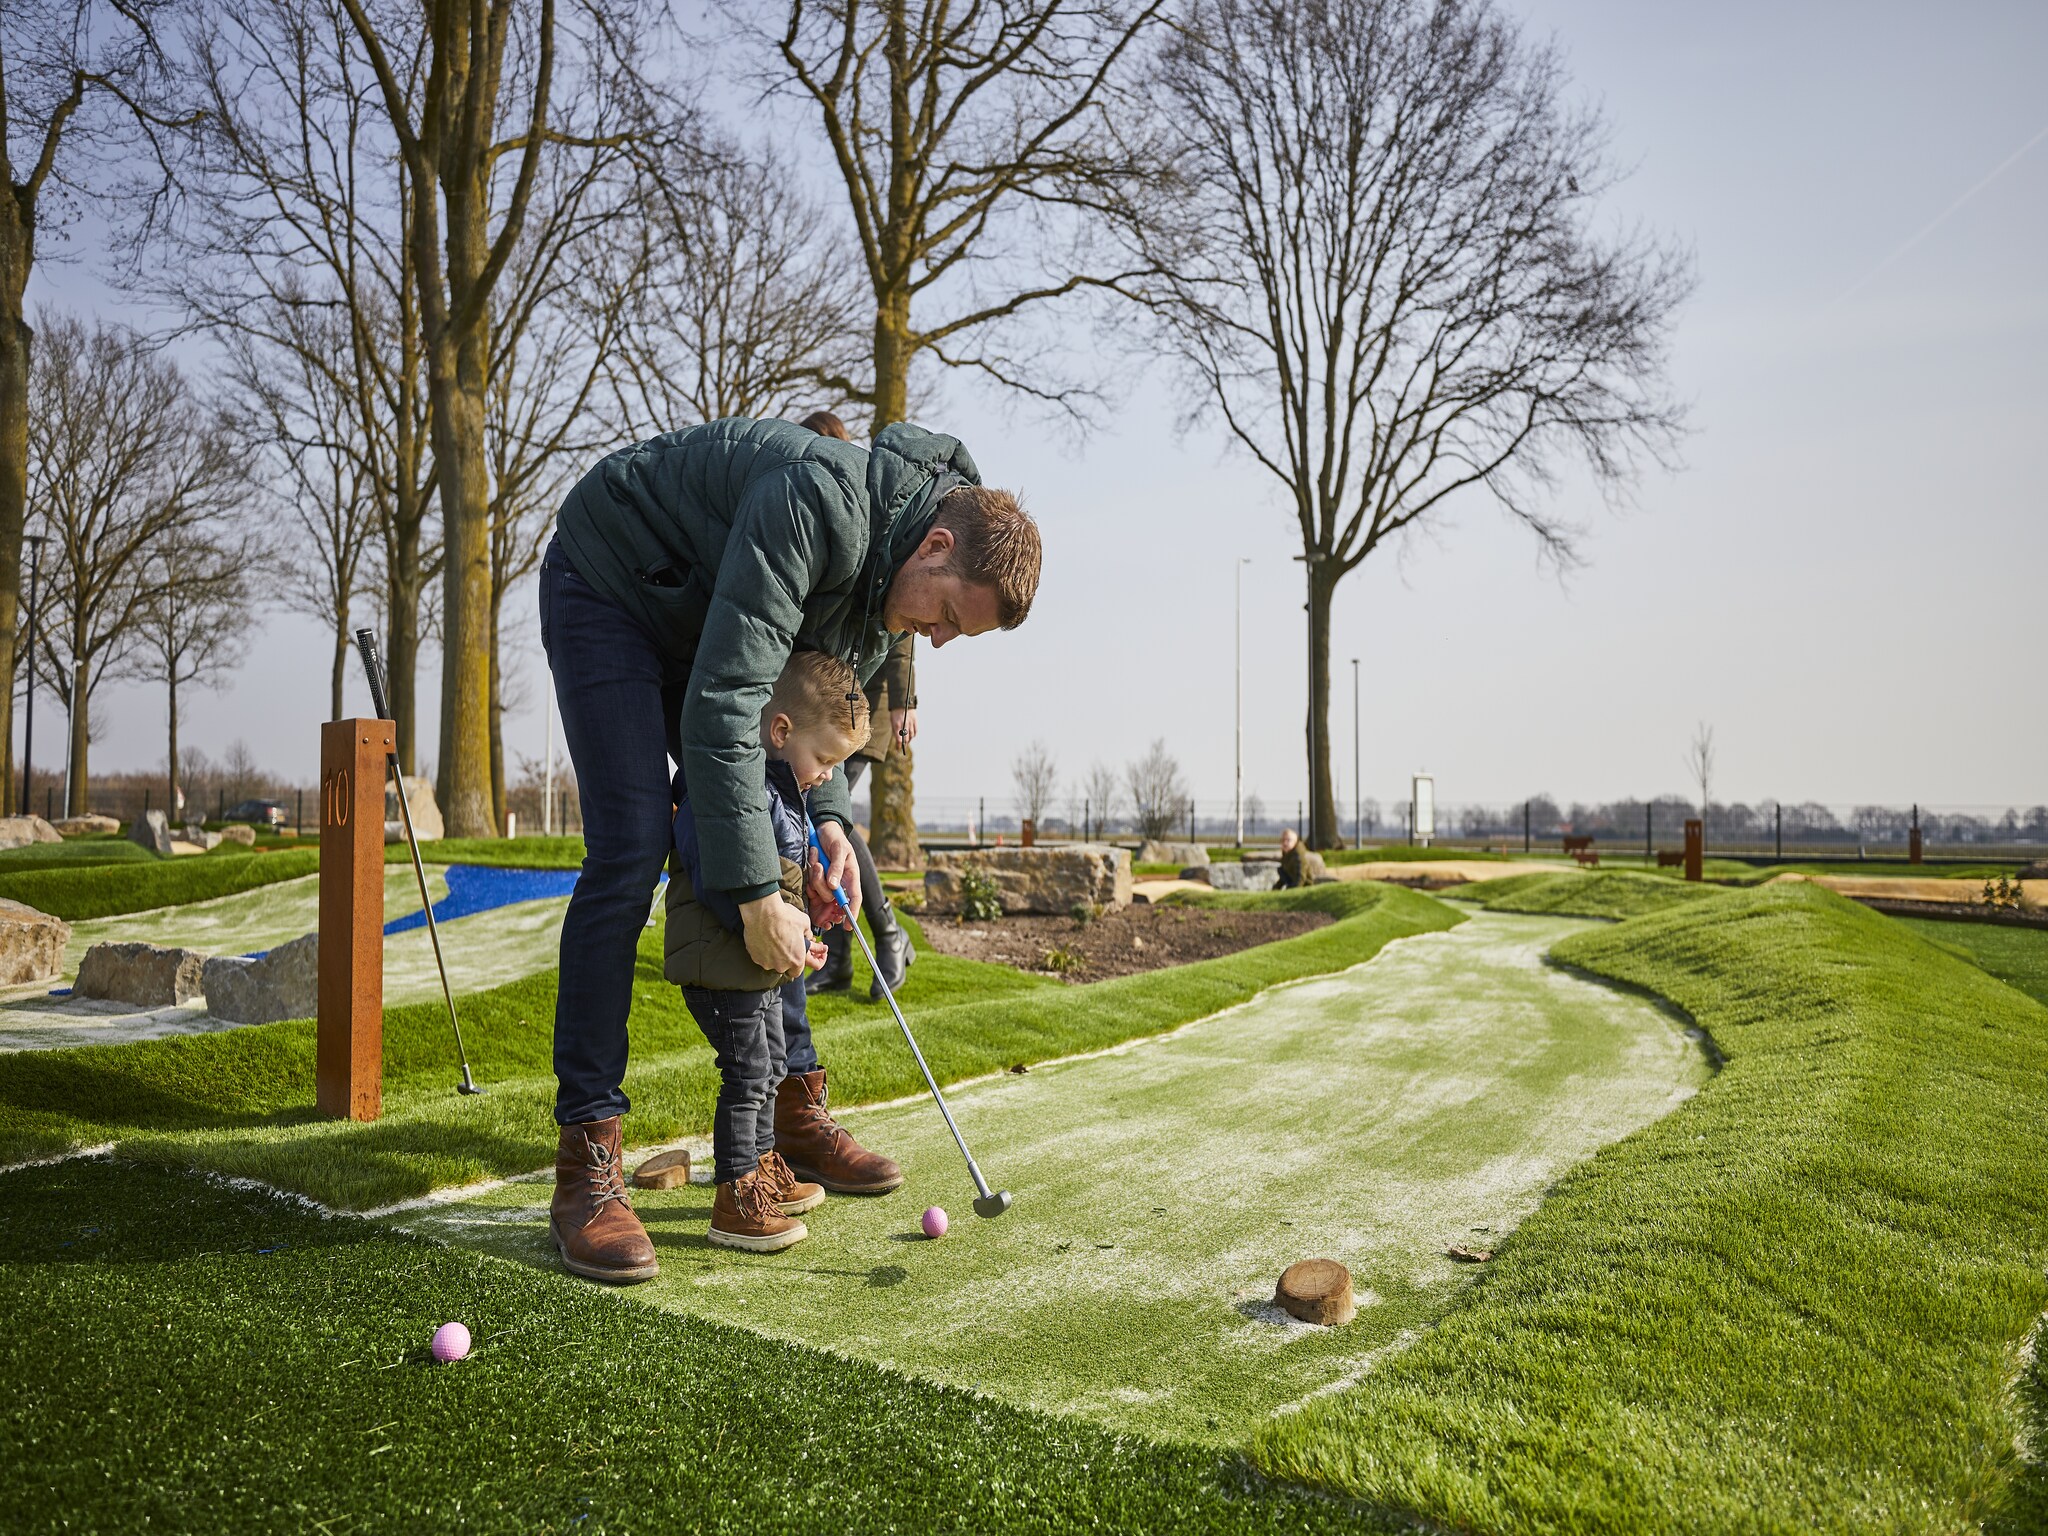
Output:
[1252, 882, 2048, 1534]
[0, 846, 320, 920]
[1450, 869, 1719, 920]
[0, 1158, 1402, 1535]
[400, 835, 588, 869]
[0, 837, 155, 873]
[0, 884, 1452, 1210]
[1900, 917, 2048, 1008]
[415, 906, 1706, 1446]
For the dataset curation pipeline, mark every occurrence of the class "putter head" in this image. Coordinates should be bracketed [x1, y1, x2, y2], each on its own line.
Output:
[973, 1190, 1013, 1219]
[458, 1071, 485, 1097]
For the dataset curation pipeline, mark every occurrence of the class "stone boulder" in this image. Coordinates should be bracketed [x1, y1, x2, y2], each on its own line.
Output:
[202, 933, 318, 1025]
[76, 941, 209, 1006]
[53, 814, 120, 838]
[0, 815, 61, 851]
[221, 824, 258, 846]
[1137, 840, 1208, 868]
[1203, 861, 1280, 893]
[923, 845, 1132, 916]
[2022, 861, 2048, 882]
[385, 776, 444, 843]
[181, 824, 223, 851]
[0, 898, 70, 984]
[129, 809, 173, 856]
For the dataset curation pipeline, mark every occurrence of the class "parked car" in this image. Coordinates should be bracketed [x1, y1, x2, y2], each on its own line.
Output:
[224, 799, 289, 828]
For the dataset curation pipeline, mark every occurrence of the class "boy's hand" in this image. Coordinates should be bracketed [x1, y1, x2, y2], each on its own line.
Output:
[805, 938, 829, 971]
[807, 820, 863, 927]
[740, 895, 811, 980]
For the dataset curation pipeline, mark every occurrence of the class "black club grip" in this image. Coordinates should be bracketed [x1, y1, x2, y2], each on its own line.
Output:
[354, 628, 392, 722]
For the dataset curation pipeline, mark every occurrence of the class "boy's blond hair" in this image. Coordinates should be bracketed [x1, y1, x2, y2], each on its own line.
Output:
[768, 650, 870, 747]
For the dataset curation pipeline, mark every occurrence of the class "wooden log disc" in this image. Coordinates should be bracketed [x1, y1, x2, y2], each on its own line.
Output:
[631, 1149, 691, 1190]
[1275, 1258, 1356, 1326]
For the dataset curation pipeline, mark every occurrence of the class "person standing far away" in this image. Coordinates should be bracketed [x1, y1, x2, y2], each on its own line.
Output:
[537, 413, 1041, 1284]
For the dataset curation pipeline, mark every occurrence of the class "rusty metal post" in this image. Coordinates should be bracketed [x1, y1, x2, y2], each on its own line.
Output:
[318, 718, 391, 1120]
[1683, 818, 1704, 883]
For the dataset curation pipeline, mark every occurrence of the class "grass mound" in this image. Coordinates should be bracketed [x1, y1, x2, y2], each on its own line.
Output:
[1901, 917, 2048, 1008]
[399, 836, 587, 869]
[0, 838, 156, 874]
[1453, 868, 1718, 920]
[1252, 883, 2048, 1534]
[0, 1159, 1396, 1536]
[0, 846, 320, 921]
[0, 884, 1455, 1208]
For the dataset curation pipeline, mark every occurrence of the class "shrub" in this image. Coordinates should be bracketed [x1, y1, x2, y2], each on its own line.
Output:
[957, 862, 1003, 922]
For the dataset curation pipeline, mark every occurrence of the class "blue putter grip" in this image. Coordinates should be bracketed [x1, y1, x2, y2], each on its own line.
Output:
[807, 822, 852, 909]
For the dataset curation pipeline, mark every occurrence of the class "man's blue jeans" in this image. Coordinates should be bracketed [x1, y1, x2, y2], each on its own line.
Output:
[540, 539, 817, 1126]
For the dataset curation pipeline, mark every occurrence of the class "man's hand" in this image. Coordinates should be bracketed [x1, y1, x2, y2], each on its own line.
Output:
[807, 819, 863, 928]
[890, 707, 919, 748]
[740, 895, 811, 980]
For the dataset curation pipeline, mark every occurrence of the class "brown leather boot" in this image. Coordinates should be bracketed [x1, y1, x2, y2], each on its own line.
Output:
[757, 1150, 825, 1215]
[709, 1169, 808, 1252]
[550, 1118, 659, 1284]
[774, 1069, 904, 1194]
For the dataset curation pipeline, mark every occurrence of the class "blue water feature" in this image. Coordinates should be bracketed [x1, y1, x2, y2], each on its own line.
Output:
[384, 863, 590, 936]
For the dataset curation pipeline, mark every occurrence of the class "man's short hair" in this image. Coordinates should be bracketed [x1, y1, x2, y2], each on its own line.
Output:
[932, 486, 1041, 629]
[770, 650, 870, 745]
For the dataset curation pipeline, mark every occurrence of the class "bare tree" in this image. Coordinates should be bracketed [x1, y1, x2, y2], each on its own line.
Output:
[605, 134, 867, 434]
[765, 0, 1172, 866]
[1081, 759, 1122, 838]
[133, 528, 256, 817]
[1010, 739, 1057, 829]
[26, 314, 246, 813]
[0, 1, 183, 806]
[337, 0, 671, 835]
[173, 0, 440, 767]
[1124, 738, 1187, 842]
[1686, 721, 1715, 826]
[1138, 0, 1690, 846]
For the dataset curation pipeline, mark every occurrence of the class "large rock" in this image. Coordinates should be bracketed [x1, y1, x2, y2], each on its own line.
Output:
[1204, 860, 1280, 893]
[129, 809, 173, 856]
[385, 775, 443, 842]
[0, 815, 61, 851]
[220, 824, 257, 846]
[202, 933, 318, 1025]
[1137, 840, 1208, 868]
[0, 898, 70, 984]
[53, 814, 120, 838]
[181, 824, 223, 851]
[923, 845, 1132, 916]
[76, 941, 208, 1006]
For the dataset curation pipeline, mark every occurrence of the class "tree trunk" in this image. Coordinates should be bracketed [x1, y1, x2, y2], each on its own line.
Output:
[330, 617, 348, 721]
[1305, 559, 1338, 850]
[429, 319, 496, 838]
[166, 675, 180, 820]
[386, 512, 423, 773]
[862, 291, 922, 868]
[67, 657, 88, 817]
[487, 591, 505, 834]
[0, 306, 29, 814]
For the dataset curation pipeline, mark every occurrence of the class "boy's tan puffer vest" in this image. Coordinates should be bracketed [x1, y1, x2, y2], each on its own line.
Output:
[663, 851, 807, 991]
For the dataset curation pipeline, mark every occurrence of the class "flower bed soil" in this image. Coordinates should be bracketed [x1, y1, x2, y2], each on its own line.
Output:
[915, 903, 1331, 982]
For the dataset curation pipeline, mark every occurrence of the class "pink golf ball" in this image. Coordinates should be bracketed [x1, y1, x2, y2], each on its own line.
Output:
[430, 1321, 472, 1363]
[921, 1205, 948, 1239]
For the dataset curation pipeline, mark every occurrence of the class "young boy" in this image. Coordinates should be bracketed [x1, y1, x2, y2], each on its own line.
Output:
[665, 650, 871, 1252]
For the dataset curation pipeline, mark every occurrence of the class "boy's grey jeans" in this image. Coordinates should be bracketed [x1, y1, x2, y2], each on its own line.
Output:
[684, 987, 787, 1184]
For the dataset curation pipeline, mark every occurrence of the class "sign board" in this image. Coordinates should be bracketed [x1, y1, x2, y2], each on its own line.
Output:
[1412, 773, 1435, 847]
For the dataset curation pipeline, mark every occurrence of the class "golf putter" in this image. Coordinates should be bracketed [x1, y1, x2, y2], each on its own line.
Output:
[353, 628, 483, 1096]
[806, 820, 1012, 1218]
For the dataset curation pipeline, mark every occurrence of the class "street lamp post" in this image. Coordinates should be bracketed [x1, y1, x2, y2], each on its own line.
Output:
[1234, 557, 1250, 846]
[18, 535, 45, 818]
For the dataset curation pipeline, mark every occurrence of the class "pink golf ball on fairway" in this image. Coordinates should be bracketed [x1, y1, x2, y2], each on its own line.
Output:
[431, 1321, 471, 1363]
[921, 1206, 948, 1239]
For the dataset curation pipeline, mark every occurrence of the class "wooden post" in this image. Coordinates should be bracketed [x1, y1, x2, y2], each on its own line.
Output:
[318, 718, 391, 1121]
[1910, 804, 1922, 864]
[1021, 818, 1036, 848]
[1683, 818, 1704, 883]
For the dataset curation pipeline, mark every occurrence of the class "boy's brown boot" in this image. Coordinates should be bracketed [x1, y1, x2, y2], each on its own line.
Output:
[709, 1169, 808, 1253]
[757, 1150, 825, 1215]
[775, 1069, 904, 1194]
[550, 1117, 659, 1284]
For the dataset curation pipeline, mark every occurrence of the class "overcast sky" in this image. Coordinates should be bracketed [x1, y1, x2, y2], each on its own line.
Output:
[60, 0, 2048, 819]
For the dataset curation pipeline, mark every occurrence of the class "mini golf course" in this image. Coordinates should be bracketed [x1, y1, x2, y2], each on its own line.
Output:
[2, 855, 2045, 1534]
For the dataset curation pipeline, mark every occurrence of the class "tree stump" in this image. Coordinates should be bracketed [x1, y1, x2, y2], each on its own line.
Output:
[631, 1150, 691, 1190]
[1275, 1258, 1355, 1326]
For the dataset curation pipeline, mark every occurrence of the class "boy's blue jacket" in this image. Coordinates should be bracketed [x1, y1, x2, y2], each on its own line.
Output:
[664, 760, 810, 990]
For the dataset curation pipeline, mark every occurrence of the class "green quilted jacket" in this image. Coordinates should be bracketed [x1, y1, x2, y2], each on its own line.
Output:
[554, 417, 980, 901]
